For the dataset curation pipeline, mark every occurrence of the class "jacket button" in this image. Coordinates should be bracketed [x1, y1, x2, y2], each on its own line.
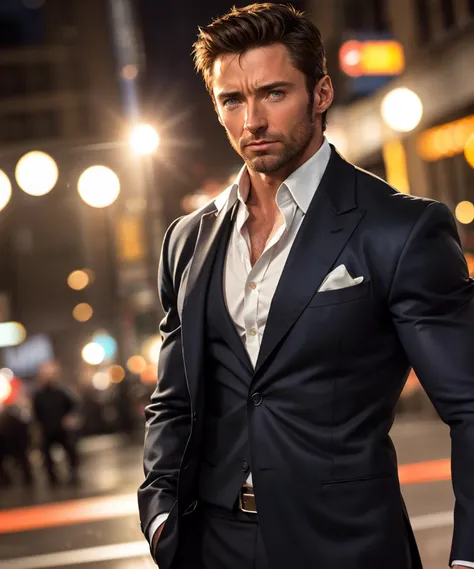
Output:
[193, 412, 197, 422]
[241, 459, 250, 472]
[251, 392, 263, 406]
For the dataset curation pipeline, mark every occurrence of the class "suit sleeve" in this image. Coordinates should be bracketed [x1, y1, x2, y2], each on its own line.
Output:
[138, 218, 191, 540]
[389, 202, 474, 565]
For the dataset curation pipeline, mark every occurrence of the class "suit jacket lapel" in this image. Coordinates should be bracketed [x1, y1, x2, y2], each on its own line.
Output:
[254, 149, 365, 375]
[180, 205, 235, 404]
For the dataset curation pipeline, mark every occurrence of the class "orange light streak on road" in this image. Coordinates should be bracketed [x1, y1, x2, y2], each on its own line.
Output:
[0, 458, 453, 535]
[398, 458, 451, 485]
[0, 494, 137, 534]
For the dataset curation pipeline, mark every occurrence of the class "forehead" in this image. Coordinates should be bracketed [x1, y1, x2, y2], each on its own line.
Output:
[212, 44, 302, 95]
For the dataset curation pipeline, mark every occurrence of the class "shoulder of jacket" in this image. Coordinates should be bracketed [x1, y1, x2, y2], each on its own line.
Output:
[354, 165, 439, 226]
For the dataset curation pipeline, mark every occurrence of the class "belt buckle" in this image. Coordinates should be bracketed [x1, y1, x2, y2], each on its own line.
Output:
[239, 486, 257, 513]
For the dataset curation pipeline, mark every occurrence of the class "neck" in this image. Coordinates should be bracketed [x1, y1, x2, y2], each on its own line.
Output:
[246, 133, 324, 209]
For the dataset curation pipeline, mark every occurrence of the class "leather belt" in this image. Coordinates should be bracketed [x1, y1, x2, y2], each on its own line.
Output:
[239, 484, 257, 513]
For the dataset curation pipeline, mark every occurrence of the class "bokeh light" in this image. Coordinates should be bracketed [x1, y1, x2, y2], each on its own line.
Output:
[78, 165, 120, 208]
[455, 201, 474, 225]
[67, 270, 90, 291]
[15, 151, 59, 196]
[92, 333, 117, 359]
[0, 322, 27, 348]
[140, 364, 158, 385]
[127, 355, 147, 374]
[143, 335, 162, 364]
[82, 342, 105, 365]
[108, 365, 125, 383]
[0, 170, 12, 212]
[0, 368, 14, 382]
[465, 252, 474, 277]
[0, 374, 12, 403]
[73, 303, 93, 322]
[92, 371, 110, 391]
[121, 64, 138, 80]
[381, 88, 423, 133]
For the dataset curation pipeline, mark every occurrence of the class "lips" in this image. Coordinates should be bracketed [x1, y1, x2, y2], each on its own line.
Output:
[245, 141, 278, 150]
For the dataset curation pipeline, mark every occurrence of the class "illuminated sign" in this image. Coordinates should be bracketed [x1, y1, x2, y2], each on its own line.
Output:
[3, 334, 54, 376]
[417, 115, 474, 162]
[339, 39, 405, 78]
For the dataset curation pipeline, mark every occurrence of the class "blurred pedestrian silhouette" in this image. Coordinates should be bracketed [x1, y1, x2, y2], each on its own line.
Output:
[33, 361, 80, 485]
[0, 387, 33, 487]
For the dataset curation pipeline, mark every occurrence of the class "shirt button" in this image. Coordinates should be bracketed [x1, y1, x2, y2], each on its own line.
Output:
[251, 392, 263, 406]
[241, 459, 250, 472]
[248, 328, 257, 337]
[248, 282, 257, 290]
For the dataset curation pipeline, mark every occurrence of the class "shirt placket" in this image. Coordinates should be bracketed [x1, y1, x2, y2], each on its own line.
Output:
[242, 203, 294, 367]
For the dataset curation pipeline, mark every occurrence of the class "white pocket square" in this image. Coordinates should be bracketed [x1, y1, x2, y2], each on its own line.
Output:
[318, 264, 364, 292]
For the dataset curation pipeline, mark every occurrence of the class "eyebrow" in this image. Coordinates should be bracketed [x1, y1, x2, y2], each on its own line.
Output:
[216, 81, 293, 101]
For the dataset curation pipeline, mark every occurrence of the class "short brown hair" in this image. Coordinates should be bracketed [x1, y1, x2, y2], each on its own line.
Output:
[193, 3, 328, 130]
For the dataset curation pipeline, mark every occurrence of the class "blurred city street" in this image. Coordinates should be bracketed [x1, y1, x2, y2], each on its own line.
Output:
[0, 417, 459, 569]
[0, 0, 473, 568]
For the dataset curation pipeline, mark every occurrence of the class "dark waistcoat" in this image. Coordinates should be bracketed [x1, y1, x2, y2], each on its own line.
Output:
[197, 218, 255, 509]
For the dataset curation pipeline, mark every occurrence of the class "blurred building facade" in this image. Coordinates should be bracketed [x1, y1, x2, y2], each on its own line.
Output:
[312, 0, 474, 239]
[0, 0, 152, 381]
[310, 0, 474, 414]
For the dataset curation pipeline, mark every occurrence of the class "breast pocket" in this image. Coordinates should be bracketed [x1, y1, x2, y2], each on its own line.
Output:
[308, 281, 370, 307]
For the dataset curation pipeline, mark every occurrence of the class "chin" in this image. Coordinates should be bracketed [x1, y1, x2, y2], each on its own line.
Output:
[249, 155, 287, 174]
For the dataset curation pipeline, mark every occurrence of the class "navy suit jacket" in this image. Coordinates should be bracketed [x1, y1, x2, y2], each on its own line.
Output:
[138, 147, 474, 569]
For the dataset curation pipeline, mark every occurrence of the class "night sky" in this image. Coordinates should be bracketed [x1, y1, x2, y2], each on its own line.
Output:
[137, 0, 307, 222]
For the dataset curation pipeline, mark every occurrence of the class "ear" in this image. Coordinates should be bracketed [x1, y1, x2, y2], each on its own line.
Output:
[313, 75, 334, 117]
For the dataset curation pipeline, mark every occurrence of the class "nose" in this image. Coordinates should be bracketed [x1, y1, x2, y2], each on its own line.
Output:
[244, 101, 267, 135]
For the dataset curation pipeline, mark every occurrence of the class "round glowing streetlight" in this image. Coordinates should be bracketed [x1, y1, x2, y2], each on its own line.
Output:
[67, 270, 90, 291]
[109, 365, 125, 383]
[381, 88, 423, 133]
[0, 170, 12, 212]
[127, 355, 147, 374]
[130, 124, 160, 156]
[73, 303, 93, 322]
[92, 371, 110, 391]
[82, 342, 105, 365]
[78, 165, 120, 208]
[455, 201, 474, 225]
[15, 151, 59, 196]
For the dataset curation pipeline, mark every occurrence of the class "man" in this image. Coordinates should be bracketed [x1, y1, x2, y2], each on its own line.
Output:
[0, 383, 33, 487]
[138, 4, 474, 569]
[33, 361, 80, 485]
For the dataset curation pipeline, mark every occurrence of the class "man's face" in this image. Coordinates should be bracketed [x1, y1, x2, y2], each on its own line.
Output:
[212, 44, 326, 174]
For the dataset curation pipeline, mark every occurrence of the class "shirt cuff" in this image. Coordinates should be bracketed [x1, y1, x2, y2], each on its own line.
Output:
[452, 561, 474, 568]
[147, 512, 169, 544]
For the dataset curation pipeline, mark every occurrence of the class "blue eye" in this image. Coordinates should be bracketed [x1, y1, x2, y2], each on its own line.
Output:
[268, 90, 284, 99]
[223, 98, 239, 107]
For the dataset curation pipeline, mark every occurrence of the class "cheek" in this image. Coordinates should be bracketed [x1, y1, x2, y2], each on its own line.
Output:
[222, 114, 243, 140]
[270, 101, 308, 134]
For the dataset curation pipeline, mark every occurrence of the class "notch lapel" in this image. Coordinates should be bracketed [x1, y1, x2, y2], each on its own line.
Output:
[180, 205, 235, 404]
[254, 149, 365, 375]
